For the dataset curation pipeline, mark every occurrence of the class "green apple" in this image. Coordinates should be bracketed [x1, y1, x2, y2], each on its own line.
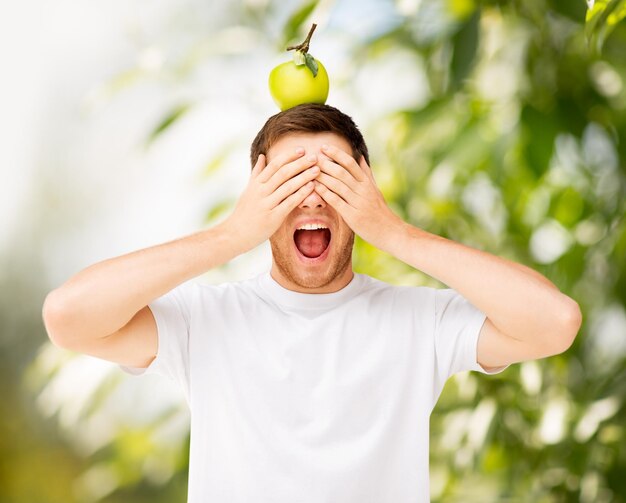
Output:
[268, 23, 329, 111]
[269, 57, 329, 111]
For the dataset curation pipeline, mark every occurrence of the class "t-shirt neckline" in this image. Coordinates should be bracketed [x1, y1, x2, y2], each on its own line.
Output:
[256, 270, 365, 310]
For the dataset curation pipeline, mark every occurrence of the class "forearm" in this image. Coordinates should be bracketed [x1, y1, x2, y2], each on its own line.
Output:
[307, 140, 581, 353]
[43, 221, 245, 340]
[385, 220, 581, 343]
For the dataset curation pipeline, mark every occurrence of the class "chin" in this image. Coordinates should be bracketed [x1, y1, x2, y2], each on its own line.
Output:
[269, 231, 354, 291]
[291, 264, 335, 288]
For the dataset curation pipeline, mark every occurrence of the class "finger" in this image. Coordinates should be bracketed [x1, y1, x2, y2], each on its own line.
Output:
[276, 180, 316, 216]
[270, 165, 320, 208]
[251, 154, 265, 178]
[318, 155, 358, 187]
[313, 181, 351, 214]
[266, 153, 318, 193]
[315, 172, 354, 204]
[359, 155, 376, 183]
[257, 147, 305, 184]
[320, 144, 366, 182]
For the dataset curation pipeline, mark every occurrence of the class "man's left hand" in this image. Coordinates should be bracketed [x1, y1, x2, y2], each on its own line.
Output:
[313, 143, 404, 250]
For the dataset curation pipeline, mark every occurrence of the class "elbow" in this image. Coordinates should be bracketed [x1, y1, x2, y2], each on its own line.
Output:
[553, 295, 583, 354]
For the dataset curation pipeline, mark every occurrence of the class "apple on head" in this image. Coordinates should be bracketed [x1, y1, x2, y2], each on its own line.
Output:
[268, 23, 329, 111]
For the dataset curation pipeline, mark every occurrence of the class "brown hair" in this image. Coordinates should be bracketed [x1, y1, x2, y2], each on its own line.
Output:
[250, 103, 369, 168]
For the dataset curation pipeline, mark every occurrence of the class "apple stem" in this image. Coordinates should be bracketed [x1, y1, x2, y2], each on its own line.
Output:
[286, 23, 317, 54]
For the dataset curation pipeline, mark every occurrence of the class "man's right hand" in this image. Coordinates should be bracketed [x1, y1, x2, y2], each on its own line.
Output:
[41, 147, 320, 369]
[224, 147, 320, 252]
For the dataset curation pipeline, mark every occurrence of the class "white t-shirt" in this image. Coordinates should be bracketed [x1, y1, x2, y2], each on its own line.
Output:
[124, 271, 508, 502]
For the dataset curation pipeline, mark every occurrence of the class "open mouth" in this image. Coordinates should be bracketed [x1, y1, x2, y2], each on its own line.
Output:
[293, 228, 332, 260]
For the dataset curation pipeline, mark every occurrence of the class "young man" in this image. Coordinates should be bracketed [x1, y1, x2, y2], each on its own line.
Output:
[42, 103, 582, 502]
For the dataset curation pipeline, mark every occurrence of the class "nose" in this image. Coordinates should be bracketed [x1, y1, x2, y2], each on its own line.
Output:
[299, 185, 326, 209]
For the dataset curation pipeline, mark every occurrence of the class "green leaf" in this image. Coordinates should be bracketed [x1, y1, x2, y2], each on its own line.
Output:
[401, 98, 451, 130]
[446, 0, 476, 20]
[553, 187, 586, 227]
[147, 104, 191, 144]
[200, 140, 241, 178]
[304, 52, 319, 77]
[203, 198, 235, 224]
[548, 0, 587, 22]
[450, 9, 480, 91]
[105, 68, 144, 96]
[203, 155, 227, 178]
[608, 0, 626, 25]
[520, 104, 560, 178]
[282, 0, 319, 48]
[585, 0, 626, 53]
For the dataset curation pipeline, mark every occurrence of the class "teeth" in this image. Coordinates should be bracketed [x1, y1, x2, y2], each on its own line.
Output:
[297, 223, 328, 230]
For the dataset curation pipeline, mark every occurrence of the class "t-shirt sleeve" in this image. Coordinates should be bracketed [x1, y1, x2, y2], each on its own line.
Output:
[120, 281, 196, 400]
[433, 288, 509, 382]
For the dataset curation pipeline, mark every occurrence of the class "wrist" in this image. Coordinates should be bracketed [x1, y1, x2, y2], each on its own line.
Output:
[213, 217, 255, 256]
[377, 214, 411, 255]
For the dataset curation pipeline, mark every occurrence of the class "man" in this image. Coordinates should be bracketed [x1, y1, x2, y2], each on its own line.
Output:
[42, 103, 582, 502]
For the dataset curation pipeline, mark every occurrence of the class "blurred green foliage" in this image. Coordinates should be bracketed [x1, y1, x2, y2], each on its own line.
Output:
[586, 0, 626, 52]
[5, 0, 625, 502]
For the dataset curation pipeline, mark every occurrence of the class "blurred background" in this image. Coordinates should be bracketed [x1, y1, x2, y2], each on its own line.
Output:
[1, 0, 625, 501]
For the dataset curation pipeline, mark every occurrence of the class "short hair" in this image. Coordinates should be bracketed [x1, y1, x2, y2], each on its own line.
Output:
[249, 103, 369, 168]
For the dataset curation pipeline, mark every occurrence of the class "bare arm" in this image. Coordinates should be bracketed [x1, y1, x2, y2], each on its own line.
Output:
[42, 147, 320, 367]
[42, 223, 244, 366]
[310, 143, 582, 370]
[384, 225, 582, 367]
